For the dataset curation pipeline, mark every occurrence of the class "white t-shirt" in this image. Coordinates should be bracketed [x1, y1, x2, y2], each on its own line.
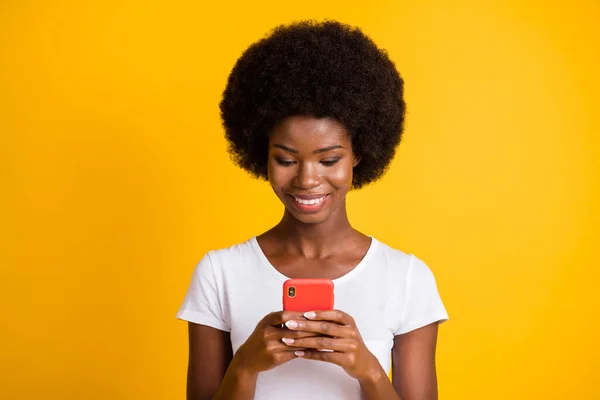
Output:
[177, 236, 449, 399]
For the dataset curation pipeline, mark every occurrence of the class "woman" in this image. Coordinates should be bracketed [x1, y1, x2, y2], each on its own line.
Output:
[177, 20, 449, 400]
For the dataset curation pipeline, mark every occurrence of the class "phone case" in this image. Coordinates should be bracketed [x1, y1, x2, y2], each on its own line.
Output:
[283, 278, 334, 312]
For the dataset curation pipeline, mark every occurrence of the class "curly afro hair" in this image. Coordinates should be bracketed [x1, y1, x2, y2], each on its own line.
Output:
[219, 20, 406, 189]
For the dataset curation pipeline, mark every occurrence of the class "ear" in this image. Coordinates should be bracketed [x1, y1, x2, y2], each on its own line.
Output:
[353, 155, 361, 167]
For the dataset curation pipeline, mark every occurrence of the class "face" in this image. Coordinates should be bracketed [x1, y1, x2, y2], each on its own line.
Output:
[268, 115, 359, 224]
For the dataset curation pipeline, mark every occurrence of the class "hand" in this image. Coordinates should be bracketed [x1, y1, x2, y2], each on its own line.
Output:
[280, 310, 383, 382]
[234, 311, 321, 375]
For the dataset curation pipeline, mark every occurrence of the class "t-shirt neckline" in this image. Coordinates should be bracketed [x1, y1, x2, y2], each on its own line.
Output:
[249, 235, 379, 285]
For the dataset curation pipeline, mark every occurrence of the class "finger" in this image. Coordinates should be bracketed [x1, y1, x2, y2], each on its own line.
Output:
[263, 311, 306, 327]
[274, 349, 306, 365]
[285, 319, 352, 337]
[266, 337, 312, 354]
[274, 327, 322, 340]
[297, 349, 348, 367]
[282, 337, 355, 352]
[303, 310, 355, 326]
[266, 339, 311, 357]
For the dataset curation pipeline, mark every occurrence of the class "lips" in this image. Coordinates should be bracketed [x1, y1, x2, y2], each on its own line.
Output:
[287, 193, 330, 213]
[289, 193, 329, 200]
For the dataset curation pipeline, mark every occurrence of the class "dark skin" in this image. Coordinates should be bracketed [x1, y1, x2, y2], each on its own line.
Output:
[187, 115, 441, 400]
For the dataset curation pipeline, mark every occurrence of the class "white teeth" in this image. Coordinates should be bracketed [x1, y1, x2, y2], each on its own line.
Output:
[294, 196, 326, 205]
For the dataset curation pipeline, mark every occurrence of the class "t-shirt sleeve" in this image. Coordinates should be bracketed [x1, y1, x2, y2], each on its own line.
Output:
[176, 252, 230, 332]
[394, 254, 449, 335]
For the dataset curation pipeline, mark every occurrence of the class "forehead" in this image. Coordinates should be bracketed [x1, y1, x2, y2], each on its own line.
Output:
[269, 115, 351, 147]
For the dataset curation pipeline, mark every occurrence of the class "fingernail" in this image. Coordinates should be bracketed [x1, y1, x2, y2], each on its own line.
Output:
[285, 320, 299, 329]
[303, 311, 317, 319]
[281, 338, 294, 345]
[294, 350, 305, 357]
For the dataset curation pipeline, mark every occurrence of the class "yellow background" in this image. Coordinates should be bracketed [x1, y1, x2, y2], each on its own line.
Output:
[1, 0, 598, 399]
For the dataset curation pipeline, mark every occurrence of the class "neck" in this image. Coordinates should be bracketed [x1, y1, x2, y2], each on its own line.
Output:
[272, 201, 357, 258]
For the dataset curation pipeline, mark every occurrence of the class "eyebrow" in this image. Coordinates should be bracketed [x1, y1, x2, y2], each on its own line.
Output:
[273, 144, 344, 154]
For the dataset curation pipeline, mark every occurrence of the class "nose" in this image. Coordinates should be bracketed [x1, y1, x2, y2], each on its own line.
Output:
[293, 161, 321, 190]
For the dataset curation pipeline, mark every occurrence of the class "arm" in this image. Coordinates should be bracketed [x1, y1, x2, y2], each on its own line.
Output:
[187, 311, 315, 400]
[361, 322, 441, 400]
[283, 310, 402, 399]
[392, 322, 440, 400]
[283, 312, 441, 400]
[187, 322, 257, 400]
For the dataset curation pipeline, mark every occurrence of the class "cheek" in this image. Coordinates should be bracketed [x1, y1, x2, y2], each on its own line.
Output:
[326, 162, 354, 188]
[268, 161, 290, 188]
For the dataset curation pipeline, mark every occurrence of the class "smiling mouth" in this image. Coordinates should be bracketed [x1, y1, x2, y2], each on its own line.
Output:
[287, 194, 330, 213]
[292, 195, 328, 205]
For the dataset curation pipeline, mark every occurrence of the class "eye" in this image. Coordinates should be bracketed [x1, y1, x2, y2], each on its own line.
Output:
[275, 158, 296, 166]
[321, 158, 341, 166]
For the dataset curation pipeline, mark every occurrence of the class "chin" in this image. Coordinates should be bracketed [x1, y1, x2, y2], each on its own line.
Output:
[292, 213, 328, 225]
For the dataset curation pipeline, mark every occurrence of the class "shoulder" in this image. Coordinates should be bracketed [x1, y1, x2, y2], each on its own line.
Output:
[205, 237, 255, 261]
[373, 238, 414, 269]
[199, 236, 262, 277]
[372, 238, 436, 279]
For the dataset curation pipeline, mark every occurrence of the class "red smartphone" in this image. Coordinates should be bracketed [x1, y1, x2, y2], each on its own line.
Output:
[283, 278, 334, 312]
